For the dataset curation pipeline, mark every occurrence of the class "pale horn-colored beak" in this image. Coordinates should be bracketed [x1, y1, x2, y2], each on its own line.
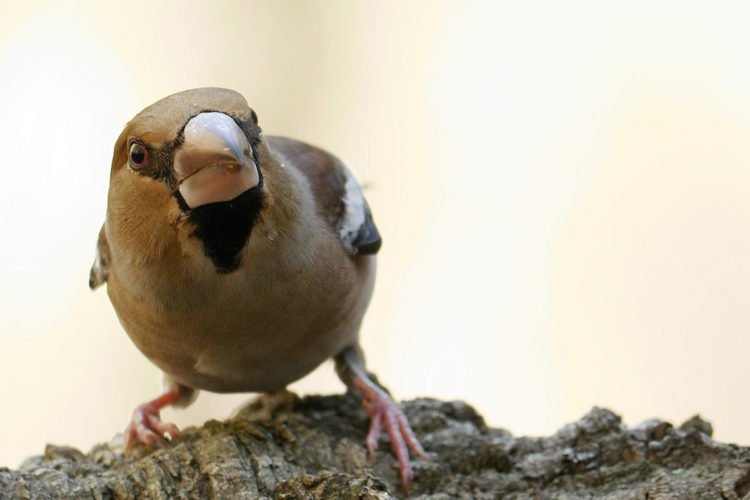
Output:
[173, 112, 259, 209]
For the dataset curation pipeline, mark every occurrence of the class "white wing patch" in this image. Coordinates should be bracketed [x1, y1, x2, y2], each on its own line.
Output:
[338, 170, 367, 253]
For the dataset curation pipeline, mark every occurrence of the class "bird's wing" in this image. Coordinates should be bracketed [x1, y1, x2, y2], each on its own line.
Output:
[89, 224, 110, 289]
[266, 136, 382, 255]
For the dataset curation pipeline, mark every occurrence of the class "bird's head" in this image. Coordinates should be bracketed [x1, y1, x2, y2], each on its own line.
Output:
[108, 88, 268, 273]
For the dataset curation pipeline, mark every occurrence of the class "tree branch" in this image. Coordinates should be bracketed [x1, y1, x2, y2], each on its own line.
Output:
[2, 391, 748, 498]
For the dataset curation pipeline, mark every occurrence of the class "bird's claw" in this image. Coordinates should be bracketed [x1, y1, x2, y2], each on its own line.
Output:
[362, 388, 426, 492]
[125, 402, 181, 450]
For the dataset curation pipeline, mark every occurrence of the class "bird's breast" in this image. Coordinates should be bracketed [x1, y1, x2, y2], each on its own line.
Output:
[108, 244, 375, 393]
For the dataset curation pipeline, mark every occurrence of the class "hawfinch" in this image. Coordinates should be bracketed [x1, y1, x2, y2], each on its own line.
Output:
[89, 88, 424, 488]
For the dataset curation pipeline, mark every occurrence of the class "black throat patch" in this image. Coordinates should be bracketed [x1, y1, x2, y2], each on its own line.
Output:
[178, 187, 264, 274]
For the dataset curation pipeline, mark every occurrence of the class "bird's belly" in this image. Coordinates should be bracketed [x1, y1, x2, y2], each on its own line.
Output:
[109, 255, 374, 394]
[168, 317, 354, 393]
[123, 302, 359, 393]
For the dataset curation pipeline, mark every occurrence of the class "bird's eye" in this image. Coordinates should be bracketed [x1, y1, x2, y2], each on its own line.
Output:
[129, 142, 148, 168]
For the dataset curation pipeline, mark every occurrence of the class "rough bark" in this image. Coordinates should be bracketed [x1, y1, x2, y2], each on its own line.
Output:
[1, 391, 749, 499]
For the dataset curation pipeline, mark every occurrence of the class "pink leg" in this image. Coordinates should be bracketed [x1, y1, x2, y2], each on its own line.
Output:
[124, 389, 182, 450]
[335, 346, 426, 493]
[351, 374, 427, 490]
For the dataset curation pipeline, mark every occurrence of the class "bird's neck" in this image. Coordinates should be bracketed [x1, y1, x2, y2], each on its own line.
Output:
[184, 187, 264, 274]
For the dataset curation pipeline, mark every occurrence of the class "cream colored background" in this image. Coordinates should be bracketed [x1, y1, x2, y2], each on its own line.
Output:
[1, 0, 749, 467]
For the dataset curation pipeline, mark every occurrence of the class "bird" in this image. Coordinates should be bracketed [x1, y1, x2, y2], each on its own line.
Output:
[89, 87, 425, 489]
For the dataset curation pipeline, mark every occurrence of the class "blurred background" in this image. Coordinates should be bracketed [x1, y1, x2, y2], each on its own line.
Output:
[2, 0, 750, 467]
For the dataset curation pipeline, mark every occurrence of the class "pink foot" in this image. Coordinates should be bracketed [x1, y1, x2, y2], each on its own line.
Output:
[124, 391, 181, 449]
[362, 386, 427, 492]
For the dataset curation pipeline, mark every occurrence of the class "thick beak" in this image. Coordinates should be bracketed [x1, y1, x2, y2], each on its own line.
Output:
[173, 112, 259, 209]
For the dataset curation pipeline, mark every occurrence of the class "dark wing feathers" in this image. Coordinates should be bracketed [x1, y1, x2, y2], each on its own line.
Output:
[89, 225, 110, 289]
[266, 136, 382, 255]
[350, 208, 382, 255]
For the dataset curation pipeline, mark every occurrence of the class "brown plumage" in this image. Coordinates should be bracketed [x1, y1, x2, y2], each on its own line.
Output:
[90, 88, 424, 490]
